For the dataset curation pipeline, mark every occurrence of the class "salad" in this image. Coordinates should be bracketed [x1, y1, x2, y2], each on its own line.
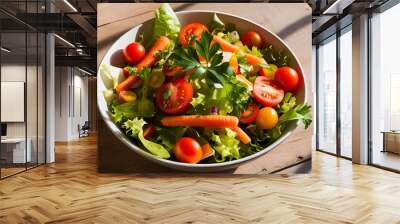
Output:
[100, 3, 312, 164]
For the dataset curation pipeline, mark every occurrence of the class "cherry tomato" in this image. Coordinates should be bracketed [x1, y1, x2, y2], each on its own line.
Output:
[239, 103, 260, 124]
[118, 90, 136, 103]
[174, 137, 203, 164]
[163, 64, 183, 78]
[274, 66, 300, 91]
[240, 31, 263, 48]
[143, 124, 156, 139]
[258, 64, 278, 79]
[179, 23, 208, 47]
[155, 78, 193, 114]
[253, 76, 284, 107]
[123, 42, 145, 65]
[256, 107, 279, 130]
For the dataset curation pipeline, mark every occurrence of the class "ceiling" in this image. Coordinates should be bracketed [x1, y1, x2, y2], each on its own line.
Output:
[0, 0, 395, 73]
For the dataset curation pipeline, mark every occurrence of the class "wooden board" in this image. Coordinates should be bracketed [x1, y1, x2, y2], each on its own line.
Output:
[97, 3, 313, 174]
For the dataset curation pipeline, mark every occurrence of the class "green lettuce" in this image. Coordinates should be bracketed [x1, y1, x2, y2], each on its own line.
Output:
[152, 3, 181, 43]
[211, 128, 241, 162]
[210, 13, 225, 34]
[123, 118, 170, 159]
[156, 127, 188, 151]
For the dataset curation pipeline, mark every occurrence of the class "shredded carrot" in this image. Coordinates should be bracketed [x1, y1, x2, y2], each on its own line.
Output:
[231, 126, 251, 144]
[161, 115, 239, 129]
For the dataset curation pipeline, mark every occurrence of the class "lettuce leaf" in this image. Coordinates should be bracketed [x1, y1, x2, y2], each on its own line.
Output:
[210, 13, 225, 34]
[123, 118, 170, 159]
[152, 3, 181, 43]
[156, 127, 188, 151]
[110, 100, 154, 125]
[211, 128, 241, 162]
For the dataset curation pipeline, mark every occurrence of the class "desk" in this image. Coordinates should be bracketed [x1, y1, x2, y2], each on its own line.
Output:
[1, 138, 31, 164]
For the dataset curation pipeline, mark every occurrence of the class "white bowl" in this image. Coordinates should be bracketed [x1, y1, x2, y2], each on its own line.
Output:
[97, 10, 307, 172]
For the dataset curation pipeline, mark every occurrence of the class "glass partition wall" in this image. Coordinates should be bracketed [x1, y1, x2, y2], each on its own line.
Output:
[0, 2, 46, 179]
[316, 26, 353, 159]
[370, 3, 400, 172]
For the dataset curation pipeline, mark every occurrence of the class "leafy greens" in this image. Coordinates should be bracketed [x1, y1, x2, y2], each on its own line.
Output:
[123, 118, 170, 159]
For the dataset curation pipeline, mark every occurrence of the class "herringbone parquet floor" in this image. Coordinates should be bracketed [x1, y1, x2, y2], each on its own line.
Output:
[1, 135, 400, 224]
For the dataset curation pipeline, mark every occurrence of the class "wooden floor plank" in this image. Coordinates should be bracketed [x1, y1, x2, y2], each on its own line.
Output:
[0, 135, 400, 223]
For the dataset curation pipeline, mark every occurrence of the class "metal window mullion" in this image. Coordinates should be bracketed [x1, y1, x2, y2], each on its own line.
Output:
[24, 0, 28, 171]
[367, 10, 373, 165]
[336, 27, 341, 157]
[337, 36, 341, 156]
[316, 44, 320, 150]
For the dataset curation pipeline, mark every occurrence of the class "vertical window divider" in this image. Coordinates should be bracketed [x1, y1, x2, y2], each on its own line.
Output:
[24, 0, 28, 171]
[315, 44, 320, 151]
[36, 0, 39, 168]
[336, 26, 342, 157]
[367, 10, 373, 165]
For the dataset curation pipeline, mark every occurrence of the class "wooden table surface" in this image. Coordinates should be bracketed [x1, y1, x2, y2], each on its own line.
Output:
[97, 3, 313, 174]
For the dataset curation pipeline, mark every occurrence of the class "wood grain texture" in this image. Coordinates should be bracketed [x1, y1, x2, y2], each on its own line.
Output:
[97, 3, 313, 174]
[1, 135, 400, 223]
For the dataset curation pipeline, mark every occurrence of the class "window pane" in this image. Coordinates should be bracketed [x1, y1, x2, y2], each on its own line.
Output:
[371, 3, 400, 171]
[340, 28, 352, 158]
[317, 36, 337, 154]
[1, 26, 28, 177]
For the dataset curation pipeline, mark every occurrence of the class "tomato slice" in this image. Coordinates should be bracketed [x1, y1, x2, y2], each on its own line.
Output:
[179, 23, 208, 47]
[155, 78, 193, 114]
[239, 103, 260, 124]
[253, 76, 284, 107]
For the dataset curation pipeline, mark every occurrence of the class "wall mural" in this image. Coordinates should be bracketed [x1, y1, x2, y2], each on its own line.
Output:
[97, 3, 313, 174]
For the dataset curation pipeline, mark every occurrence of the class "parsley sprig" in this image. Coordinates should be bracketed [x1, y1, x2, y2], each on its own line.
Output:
[173, 32, 234, 84]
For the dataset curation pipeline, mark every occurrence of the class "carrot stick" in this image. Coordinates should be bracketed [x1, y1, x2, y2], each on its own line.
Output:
[212, 35, 266, 66]
[116, 36, 170, 93]
[245, 53, 266, 66]
[231, 126, 251, 144]
[212, 35, 239, 53]
[161, 115, 239, 129]
[116, 75, 140, 93]
[136, 36, 171, 71]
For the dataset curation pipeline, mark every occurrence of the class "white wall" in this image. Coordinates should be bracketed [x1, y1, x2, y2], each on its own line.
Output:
[1, 63, 46, 164]
[54, 66, 89, 141]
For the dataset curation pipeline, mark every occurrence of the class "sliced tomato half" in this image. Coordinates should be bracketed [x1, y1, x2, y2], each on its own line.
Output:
[155, 78, 193, 114]
[253, 76, 284, 107]
[239, 103, 260, 124]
